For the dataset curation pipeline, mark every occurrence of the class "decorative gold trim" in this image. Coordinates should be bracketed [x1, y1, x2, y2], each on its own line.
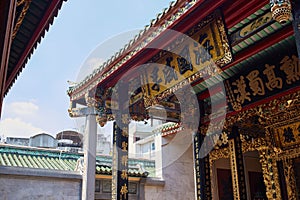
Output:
[283, 159, 297, 200]
[240, 130, 283, 199]
[276, 147, 300, 160]
[215, 14, 233, 66]
[258, 147, 282, 200]
[209, 147, 230, 161]
[209, 147, 229, 200]
[270, 0, 292, 24]
[228, 139, 240, 200]
[210, 132, 286, 200]
[13, 0, 32, 39]
[268, 115, 300, 130]
[225, 89, 300, 128]
[241, 136, 269, 153]
[95, 174, 141, 182]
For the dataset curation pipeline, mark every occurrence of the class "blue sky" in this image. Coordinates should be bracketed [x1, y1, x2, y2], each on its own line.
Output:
[0, 0, 173, 138]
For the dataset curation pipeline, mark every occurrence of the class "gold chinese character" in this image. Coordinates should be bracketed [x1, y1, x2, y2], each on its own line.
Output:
[121, 141, 128, 152]
[120, 184, 128, 199]
[263, 64, 282, 90]
[122, 114, 129, 124]
[280, 55, 300, 84]
[232, 76, 251, 104]
[123, 127, 128, 132]
[121, 155, 128, 166]
[122, 128, 128, 137]
[246, 70, 265, 96]
[121, 170, 128, 180]
[162, 57, 178, 84]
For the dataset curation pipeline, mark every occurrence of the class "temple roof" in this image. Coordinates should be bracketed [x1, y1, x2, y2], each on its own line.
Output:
[67, 0, 293, 103]
[66, 0, 297, 129]
[153, 122, 182, 137]
[0, 144, 154, 177]
[67, 0, 199, 99]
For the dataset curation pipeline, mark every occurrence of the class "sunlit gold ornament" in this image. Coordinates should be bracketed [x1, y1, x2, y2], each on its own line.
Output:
[270, 0, 292, 24]
[96, 115, 107, 127]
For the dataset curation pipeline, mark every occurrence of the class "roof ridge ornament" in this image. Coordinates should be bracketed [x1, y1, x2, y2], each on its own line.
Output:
[270, 0, 292, 24]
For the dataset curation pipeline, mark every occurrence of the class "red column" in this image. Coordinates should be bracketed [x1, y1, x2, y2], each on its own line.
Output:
[0, 0, 16, 116]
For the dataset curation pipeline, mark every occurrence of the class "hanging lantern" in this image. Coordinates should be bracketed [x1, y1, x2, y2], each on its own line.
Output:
[270, 0, 292, 24]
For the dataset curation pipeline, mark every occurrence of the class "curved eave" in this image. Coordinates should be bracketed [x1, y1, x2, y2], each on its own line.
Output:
[68, 0, 227, 101]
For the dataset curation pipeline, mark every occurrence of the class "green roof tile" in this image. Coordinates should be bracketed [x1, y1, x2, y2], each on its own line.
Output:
[18, 155, 28, 167]
[0, 145, 154, 177]
[24, 156, 31, 167]
[3, 153, 11, 166]
[13, 154, 22, 167]
[0, 154, 5, 165]
[41, 157, 52, 169]
[8, 154, 17, 166]
[27, 156, 38, 168]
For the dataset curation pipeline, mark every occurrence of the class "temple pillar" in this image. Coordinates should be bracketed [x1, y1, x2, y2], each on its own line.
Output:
[193, 131, 212, 200]
[228, 126, 247, 200]
[82, 111, 97, 200]
[282, 159, 297, 200]
[258, 147, 282, 200]
[0, 0, 16, 115]
[112, 81, 129, 200]
[112, 121, 129, 200]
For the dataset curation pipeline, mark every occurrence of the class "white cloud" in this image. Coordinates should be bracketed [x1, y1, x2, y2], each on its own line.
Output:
[8, 101, 39, 117]
[76, 57, 104, 82]
[86, 57, 104, 70]
[0, 118, 43, 138]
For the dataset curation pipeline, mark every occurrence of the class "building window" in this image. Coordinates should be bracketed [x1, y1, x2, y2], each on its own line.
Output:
[95, 180, 100, 192]
[151, 142, 155, 151]
[102, 180, 112, 193]
[129, 182, 138, 194]
[135, 137, 141, 142]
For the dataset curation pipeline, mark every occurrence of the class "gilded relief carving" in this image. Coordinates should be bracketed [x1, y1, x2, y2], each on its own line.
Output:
[229, 139, 240, 200]
[210, 131, 286, 200]
[258, 147, 282, 200]
[13, 0, 32, 39]
[209, 147, 229, 200]
[283, 159, 297, 200]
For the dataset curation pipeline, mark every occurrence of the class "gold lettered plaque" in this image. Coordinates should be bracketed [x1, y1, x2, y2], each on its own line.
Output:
[226, 53, 300, 111]
[274, 121, 300, 149]
[141, 10, 232, 104]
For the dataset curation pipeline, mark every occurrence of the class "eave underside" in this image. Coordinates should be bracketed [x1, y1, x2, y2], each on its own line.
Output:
[4, 0, 65, 96]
